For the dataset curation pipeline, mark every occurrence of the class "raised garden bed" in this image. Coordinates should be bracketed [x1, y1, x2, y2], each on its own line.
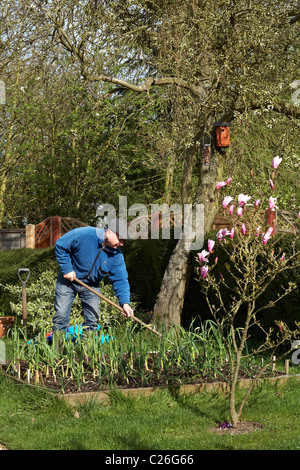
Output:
[2, 351, 297, 403]
[2, 363, 299, 408]
[3, 324, 299, 407]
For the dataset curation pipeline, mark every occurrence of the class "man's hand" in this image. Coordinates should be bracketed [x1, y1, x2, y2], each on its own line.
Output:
[64, 271, 76, 282]
[122, 303, 134, 318]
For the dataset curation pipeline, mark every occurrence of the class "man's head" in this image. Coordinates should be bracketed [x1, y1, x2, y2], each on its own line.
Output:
[104, 218, 129, 249]
[104, 228, 124, 249]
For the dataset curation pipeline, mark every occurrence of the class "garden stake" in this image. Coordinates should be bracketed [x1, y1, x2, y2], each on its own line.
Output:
[285, 359, 289, 375]
[73, 277, 174, 345]
[17, 268, 30, 334]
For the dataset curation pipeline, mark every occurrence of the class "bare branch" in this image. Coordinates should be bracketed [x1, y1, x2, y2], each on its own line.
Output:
[86, 74, 202, 97]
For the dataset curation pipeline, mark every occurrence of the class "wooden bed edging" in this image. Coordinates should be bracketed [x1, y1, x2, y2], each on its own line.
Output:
[59, 373, 300, 407]
[2, 370, 300, 407]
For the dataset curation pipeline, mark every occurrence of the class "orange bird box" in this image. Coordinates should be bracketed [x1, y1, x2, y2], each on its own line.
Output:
[214, 123, 231, 148]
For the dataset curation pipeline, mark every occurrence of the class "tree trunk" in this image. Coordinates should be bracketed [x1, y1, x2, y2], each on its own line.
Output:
[153, 235, 194, 328]
[195, 150, 226, 232]
[153, 137, 226, 327]
[0, 119, 15, 227]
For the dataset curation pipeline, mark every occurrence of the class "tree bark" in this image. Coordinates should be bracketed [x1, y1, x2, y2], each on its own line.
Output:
[153, 133, 225, 327]
[153, 235, 193, 328]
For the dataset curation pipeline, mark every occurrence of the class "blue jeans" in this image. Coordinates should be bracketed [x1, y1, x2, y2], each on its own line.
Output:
[53, 272, 100, 331]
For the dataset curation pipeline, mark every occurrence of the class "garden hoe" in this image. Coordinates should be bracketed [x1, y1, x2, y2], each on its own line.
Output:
[17, 268, 30, 334]
[73, 277, 174, 345]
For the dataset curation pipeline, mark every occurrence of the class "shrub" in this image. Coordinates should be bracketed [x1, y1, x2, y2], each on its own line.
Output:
[0, 247, 57, 314]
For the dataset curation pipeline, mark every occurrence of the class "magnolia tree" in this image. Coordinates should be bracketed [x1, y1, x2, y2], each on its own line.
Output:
[197, 157, 300, 427]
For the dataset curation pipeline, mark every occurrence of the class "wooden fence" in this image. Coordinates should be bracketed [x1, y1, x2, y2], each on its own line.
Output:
[212, 209, 294, 235]
[25, 216, 87, 249]
[0, 208, 294, 252]
[24, 210, 295, 249]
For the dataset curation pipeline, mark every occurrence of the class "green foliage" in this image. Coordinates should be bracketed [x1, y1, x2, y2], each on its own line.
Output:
[0, 247, 57, 283]
[1, 269, 72, 332]
[5, 319, 251, 393]
[2, 0, 299, 228]
[0, 248, 57, 313]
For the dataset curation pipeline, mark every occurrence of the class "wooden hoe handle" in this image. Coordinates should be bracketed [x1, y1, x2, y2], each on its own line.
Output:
[74, 277, 163, 340]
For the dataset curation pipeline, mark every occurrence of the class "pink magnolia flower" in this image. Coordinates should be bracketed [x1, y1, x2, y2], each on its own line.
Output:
[222, 196, 233, 208]
[215, 257, 218, 263]
[269, 196, 277, 210]
[230, 227, 234, 239]
[238, 194, 251, 206]
[229, 204, 234, 215]
[201, 266, 209, 279]
[280, 253, 285, 261]
[237, 207, 243, 217]
[241, 223, 246, 235]
[208, 239, 215, 252]
[269, 179, 274, 190]
[217, 228, 230, 241]
[298, 212, 300, 218]
[262, 226, 273, 245]
[198, 249, 210, 263]
[216, 181, 227, 190]
[254, 199, 261, 208]
[226, 177, 232, 185]
[256, 226, 261, 236]
[272, 156, 282, 169]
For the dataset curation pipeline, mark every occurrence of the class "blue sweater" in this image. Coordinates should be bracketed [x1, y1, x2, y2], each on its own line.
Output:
[55, 227, 130, 306]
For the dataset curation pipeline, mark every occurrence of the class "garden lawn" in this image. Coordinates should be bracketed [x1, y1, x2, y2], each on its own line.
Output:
[0, 372, 299, 450]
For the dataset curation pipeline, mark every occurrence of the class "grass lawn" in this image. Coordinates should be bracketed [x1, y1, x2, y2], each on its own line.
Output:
[0, 371, 299, 451]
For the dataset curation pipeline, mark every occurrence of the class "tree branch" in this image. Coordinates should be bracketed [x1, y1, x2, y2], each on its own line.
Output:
[290, 11, 300, 24]
[82, 73, 202, 98]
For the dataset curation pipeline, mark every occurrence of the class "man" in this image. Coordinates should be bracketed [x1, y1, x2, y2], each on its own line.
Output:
[53, 219, 133, 334]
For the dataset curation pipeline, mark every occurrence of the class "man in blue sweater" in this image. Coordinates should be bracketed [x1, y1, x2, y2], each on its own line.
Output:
[53, 220, 133, 333]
